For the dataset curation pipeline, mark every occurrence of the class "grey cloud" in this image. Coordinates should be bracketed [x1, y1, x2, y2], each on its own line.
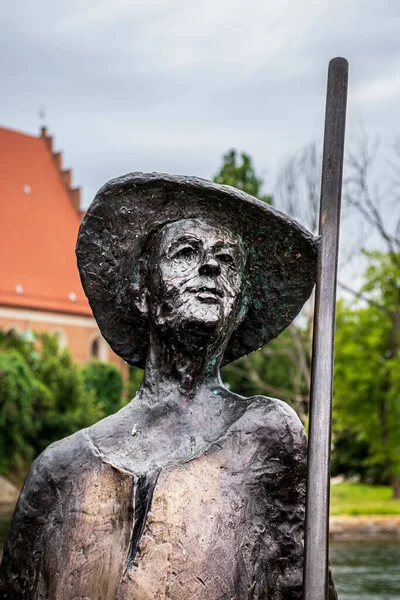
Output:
[1, 0, 400, 212]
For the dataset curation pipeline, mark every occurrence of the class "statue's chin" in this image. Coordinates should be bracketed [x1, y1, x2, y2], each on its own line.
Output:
[151, 300, 233, 344]
[185, 318, 222, 336]
[165, 315, 227, 347]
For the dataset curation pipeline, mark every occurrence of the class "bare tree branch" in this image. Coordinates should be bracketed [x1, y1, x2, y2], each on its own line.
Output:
[287, 324, 311, 388]
[338, 280, 395, 317]
[345, 134, 400, 256]
[275, 142, 321, 235]
[225, 360, 308, 407]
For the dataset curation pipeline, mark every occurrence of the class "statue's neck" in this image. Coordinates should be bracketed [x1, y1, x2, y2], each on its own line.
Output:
[139, 327, 224, 403]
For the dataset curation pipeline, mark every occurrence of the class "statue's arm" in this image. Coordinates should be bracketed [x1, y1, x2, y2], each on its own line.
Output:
[251, 398, 337, 599]
[0, 446, 59, 599]
[1, 430, 135, 600]
[257, 399, 308, 599]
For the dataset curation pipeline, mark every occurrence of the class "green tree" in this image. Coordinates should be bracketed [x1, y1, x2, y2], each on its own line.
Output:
[82, 360, 124, 415]
[0, 349, 43, 475]
[0, 331, 104, 478]
[31, 334, 102, 453]
[340, 136, 400, 495]
[213, 149, 272, 204]
[333, 252, 400, 497]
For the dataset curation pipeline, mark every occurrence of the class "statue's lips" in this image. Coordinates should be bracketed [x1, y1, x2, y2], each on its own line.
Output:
[188, 286, 223, 304]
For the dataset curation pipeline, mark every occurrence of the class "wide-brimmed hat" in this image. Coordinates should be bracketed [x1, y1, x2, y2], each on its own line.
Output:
[76, 172, 318, 367]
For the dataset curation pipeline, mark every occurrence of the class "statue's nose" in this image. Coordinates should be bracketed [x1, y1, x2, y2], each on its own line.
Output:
[199, 255, 221, 276]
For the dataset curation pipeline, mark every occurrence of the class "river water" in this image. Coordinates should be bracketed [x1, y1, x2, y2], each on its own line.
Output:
[330, 540, 400, 600]
[0, 507, 399, 598]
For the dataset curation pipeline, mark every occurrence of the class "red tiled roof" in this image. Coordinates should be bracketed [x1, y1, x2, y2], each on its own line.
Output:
[0, 126, 92, 316]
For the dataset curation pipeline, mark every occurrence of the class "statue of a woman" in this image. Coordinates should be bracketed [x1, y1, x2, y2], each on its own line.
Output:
[0, 173, 335, 599]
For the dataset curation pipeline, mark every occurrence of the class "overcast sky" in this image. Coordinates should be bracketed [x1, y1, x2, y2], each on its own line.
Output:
[2, 0, 400, 213]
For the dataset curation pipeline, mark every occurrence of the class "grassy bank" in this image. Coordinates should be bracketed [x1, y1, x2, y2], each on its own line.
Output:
[330, 483, 400, 516]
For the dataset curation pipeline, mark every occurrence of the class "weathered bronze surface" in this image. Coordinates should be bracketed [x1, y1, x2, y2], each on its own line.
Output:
[304, 57, 348, 600]
[0, 174, 335, 599]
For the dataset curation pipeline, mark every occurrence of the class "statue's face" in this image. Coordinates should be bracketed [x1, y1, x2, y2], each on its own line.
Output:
[146, 219, 246, 338]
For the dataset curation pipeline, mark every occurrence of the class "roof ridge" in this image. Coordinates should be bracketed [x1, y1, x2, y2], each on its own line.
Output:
[40, 126, 86, 219]
[0, 124, 38, 140]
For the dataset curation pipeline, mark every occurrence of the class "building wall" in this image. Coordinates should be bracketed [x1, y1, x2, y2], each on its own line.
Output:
[0, 306, 129, 379]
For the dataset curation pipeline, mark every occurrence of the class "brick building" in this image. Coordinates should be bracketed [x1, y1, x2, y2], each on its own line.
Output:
[0, 125, 127, 375]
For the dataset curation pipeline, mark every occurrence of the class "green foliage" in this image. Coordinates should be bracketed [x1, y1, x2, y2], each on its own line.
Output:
[32, 335, 103, 451]
[0, 331, 105, 478]
[82, 360, 124, 415]
[331, 429, 380, 482]
[213, 149, 272, 204]
[333, 252, 400, 487]
[330, 483, 400, 516]
[127, 366, 144, 400]
[362, 250, 400, 314]
[0, 349, 40, 473]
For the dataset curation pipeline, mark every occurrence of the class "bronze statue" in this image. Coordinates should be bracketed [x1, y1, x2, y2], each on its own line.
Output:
[0, 173, 336, 599]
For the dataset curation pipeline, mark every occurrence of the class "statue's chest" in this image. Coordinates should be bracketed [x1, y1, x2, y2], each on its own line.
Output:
[119, 432, 260, 599]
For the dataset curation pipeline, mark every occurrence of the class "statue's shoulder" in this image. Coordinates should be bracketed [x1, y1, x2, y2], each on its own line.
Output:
[242, 394, 301, 422]
[7, 416, 130, 544]
[16, 429, 96, 507]
[37, 427, 96, 471]
[238, 394, 307, 450]
[36, 403, 134, 475]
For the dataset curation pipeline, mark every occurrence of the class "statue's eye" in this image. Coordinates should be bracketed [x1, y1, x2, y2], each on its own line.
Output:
[173, 246, 196, 259]
[217, 253, 234, 265]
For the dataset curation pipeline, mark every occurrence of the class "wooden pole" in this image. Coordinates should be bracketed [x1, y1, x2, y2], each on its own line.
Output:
[303, 57, 348, 600]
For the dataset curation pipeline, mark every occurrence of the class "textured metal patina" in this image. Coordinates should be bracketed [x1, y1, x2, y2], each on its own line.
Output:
[0, 174, 337, 599]
[75, 173, 318, 367]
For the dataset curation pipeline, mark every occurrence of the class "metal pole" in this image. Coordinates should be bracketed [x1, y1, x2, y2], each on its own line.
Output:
[303, 57, 348, 600]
